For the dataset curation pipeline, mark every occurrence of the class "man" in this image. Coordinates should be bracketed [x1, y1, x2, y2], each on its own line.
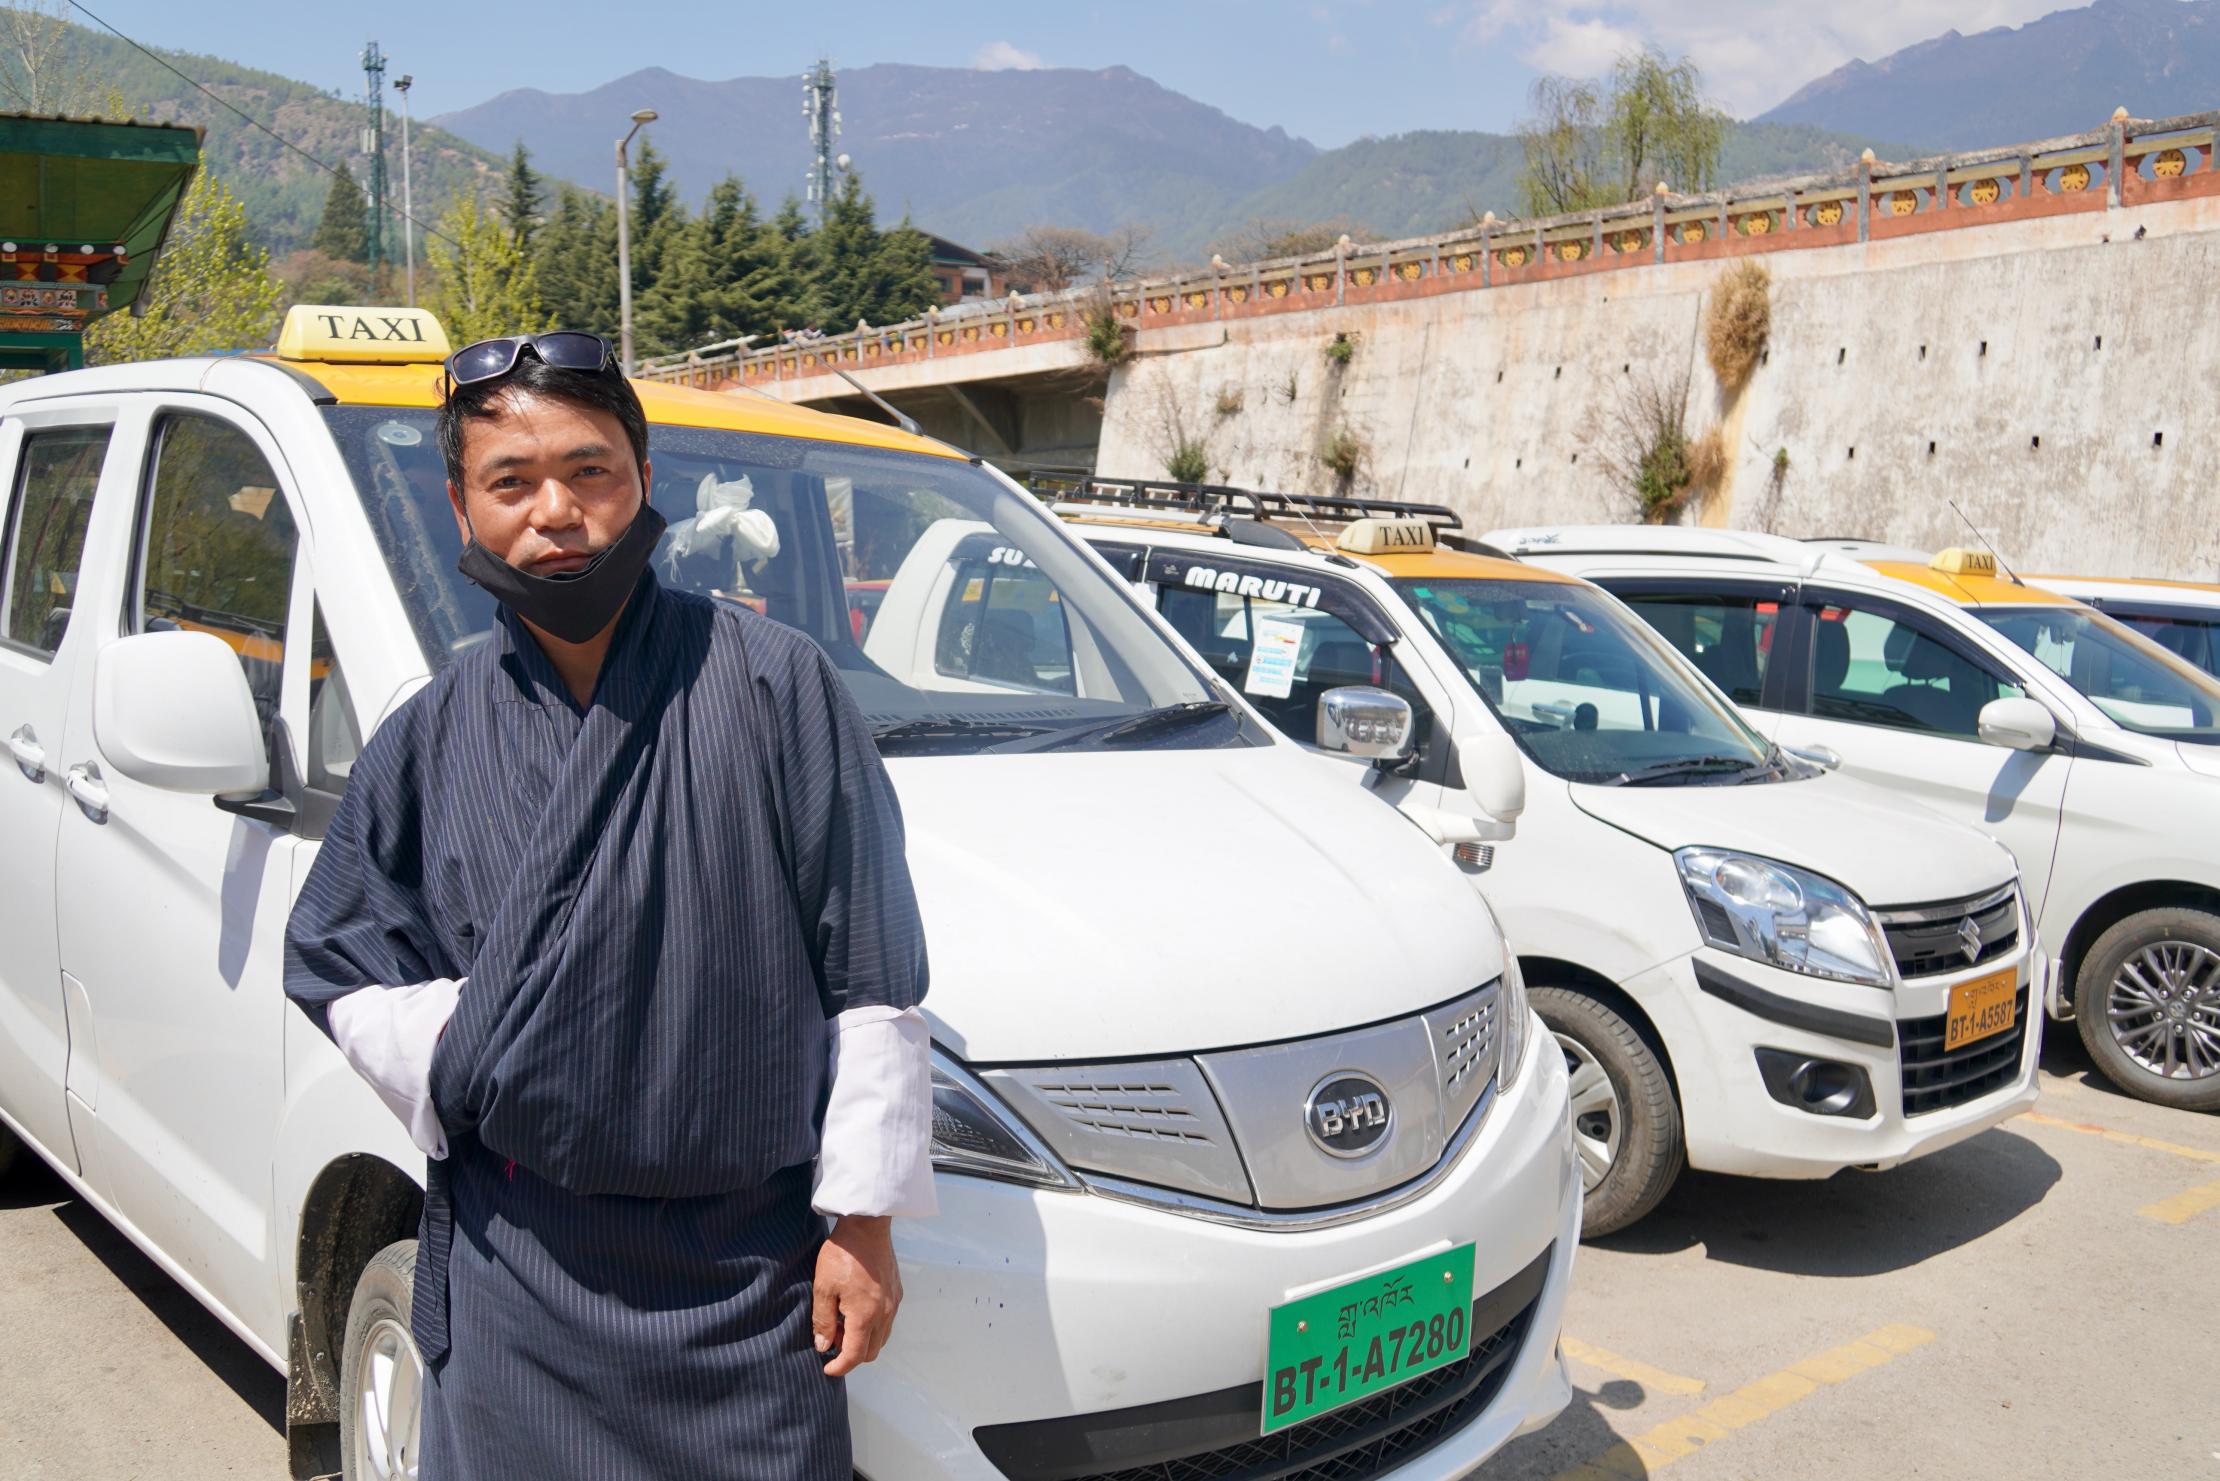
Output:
[284, 331, 933, 1478]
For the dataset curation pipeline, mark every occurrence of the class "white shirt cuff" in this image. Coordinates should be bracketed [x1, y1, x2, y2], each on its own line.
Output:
[813, 1004, 938, 1218]
[326, 979, 462, 1160]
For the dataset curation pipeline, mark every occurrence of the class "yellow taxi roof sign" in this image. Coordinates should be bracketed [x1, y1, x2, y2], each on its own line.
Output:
[276, 304, 451, 365]
[1930, 546, 2000, 578]
[1338, 517, 1437, 556]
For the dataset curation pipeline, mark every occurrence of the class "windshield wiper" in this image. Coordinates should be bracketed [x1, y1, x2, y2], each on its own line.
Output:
[983, 701, 1235, 755]
[870, 717, 1052, 752]
[1609, 754, 1763, 786]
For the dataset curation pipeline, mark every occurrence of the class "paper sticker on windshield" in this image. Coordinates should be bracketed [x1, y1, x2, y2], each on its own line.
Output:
[1246, 617, 1305, 698]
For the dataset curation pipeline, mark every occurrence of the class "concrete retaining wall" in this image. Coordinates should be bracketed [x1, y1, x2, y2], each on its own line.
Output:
[1094, 197, 2220, 580]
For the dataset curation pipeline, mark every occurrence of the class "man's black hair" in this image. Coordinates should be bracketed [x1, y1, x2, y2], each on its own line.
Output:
[436, 351, 651, 492]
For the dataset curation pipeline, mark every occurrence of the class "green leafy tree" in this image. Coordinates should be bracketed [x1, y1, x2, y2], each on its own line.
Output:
[85, 172, 284, 364]
[1516, 48, 1727, 216]
[530, 184, 620, 338]
[311, 162, 370, 263]
[637, 175, 806, 355]
[801, 172, 941, 331]
[426, 193, 551, 344]
[500, 141, 544, 252]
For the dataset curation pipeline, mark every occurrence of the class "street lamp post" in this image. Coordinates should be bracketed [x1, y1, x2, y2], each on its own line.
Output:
[393, 73, 416, 306]
[615, 107, 658, 373]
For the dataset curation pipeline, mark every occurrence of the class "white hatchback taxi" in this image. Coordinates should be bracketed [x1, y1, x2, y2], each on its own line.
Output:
[0, 308, 1577, 1481]
[1049, 479, 2040, 1235]
[1494, 525, 2220, 1113]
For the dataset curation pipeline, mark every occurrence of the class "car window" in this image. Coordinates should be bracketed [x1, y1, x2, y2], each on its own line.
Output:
[306, 601, 360, 793]
[2, 426, 110, 658]
[931, 540, 1075, 695]
[1612, 592, 1779, 706]
[1977, 604, 2220, 743]
[1808, 601, 2021, 739]
[1158, 579, 1434, 755]
[135, 414, 299, 743]
[2106, 609, 2219, 678]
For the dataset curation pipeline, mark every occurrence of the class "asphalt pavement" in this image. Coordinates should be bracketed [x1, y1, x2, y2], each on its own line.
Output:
[0, 1030, 2212, 1481]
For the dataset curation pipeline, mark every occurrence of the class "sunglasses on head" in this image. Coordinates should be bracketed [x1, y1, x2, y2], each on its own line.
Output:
[443, 331, 616, 390]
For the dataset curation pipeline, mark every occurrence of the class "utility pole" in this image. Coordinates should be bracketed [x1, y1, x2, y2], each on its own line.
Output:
[393, 73, 415, 306]
[802, 58, 840, 222]
[615, 108, 658, 373]
[360, 41, 387, 281]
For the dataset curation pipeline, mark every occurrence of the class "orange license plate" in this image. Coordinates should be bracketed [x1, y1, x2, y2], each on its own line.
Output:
[1945, 967, 2018, 1052]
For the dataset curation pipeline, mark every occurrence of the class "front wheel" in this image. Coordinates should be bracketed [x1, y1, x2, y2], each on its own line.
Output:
[340, 1240, 426, 1481]
[1530, 987, 1683, 1237]
[2075, 908, 2220, 1112]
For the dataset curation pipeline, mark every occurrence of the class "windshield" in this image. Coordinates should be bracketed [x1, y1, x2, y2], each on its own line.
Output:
[1976, 604, 2220, 744]
[1394, 578, 1778, 785]
[2103, 605, 2220, 679]
[322, 407, 1237, 756]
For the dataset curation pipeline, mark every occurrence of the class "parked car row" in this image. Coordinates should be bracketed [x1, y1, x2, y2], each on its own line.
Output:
[0, 308, 1572, 1481]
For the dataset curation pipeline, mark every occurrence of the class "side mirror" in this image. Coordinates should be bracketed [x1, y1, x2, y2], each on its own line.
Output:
[93, 631, 269, 796]
[1316, 685, 1415, 762]
[1977, 696, 2056, 752]
[1783, 743, 1842, 772]
[1457, 731, 1526, 841]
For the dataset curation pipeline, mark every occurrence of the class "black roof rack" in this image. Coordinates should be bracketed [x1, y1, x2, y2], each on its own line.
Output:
[1030, 474, 1466, 534]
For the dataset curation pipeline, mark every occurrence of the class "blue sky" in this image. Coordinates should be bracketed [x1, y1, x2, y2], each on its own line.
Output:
[61, 0, 2098, 144]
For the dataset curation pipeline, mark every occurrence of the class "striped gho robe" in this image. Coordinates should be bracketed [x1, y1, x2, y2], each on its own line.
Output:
[284, 569, 929, 1479]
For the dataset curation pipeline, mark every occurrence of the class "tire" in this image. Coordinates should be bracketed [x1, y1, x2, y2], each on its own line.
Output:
[340, 1240, 426, 1481]
[0, 1121, 19, 1182]
[2074, 907, 2220, 1112]
[1531, 986, 1683, 1238]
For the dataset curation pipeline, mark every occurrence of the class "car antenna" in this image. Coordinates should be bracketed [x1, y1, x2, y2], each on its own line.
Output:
[831, 366, 924, 437]
[1272, 492, 1361, 568]
[1946, 497, 2022, 587]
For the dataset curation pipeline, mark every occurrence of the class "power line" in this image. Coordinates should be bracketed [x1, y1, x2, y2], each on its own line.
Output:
[61, 0, 462, 251]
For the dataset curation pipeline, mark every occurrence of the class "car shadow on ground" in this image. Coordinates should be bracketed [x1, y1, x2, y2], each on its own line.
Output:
[2037, 1030, 2172, 1113]
[9, 1156, 285, 1434]
[1587, 1126, 2061, 1277]
[1483, 1377, 1654, 1478]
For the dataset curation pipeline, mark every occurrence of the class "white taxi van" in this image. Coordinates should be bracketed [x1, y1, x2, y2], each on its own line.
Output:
[0, 307, 1577, 1481]
[1047, 479, 2036, 1235]
[1491, 526, 2220, 1114]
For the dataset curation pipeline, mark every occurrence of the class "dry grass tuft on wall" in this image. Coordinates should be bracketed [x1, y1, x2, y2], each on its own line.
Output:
[1704, 261, 1771, 391]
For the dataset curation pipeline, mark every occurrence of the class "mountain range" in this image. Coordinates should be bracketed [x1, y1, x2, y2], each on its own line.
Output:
[1761, 0, 2220, 148]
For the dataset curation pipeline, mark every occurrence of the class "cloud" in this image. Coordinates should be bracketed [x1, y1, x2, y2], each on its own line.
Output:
[971, 41, 1045, 71]
[1438, 0, 2078, 116]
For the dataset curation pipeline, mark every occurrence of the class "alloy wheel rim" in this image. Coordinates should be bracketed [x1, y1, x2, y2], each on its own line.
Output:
[1557, 1032, 1623, 1193]
[353, 1316, 424, 1481]
[2108, 941, 2220, 1081]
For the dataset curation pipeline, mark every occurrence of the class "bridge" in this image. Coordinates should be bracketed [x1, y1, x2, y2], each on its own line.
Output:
[637, 108, 2220, 578]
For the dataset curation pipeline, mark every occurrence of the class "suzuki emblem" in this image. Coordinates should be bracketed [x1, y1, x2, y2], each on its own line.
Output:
[1957, 915, 1983, 963]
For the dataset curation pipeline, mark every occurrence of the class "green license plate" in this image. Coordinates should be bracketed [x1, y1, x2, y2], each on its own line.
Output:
[1261, 1243, 1477, 1434]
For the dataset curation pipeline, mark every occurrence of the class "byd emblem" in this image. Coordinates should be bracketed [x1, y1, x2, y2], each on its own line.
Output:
[1306, 1073, 1393, 1158]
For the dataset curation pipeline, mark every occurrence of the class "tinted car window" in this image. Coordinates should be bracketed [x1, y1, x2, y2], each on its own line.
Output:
[1613, 592, 1778, 706]
[2106, 608, 2219, 678]
[2, 426, 109, 657]
[1808, 602, 2020, 740]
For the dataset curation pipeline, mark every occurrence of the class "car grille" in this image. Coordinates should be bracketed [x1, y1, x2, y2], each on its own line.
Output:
[972, 1247, 1550, 1481]
[1874, 886, 2019, 980]
[1897, 986, 2030, 1116]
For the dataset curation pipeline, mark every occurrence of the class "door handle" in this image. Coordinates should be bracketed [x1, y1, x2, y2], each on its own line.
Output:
[6, 725, 43, 783]
[64, 762, 108, 824]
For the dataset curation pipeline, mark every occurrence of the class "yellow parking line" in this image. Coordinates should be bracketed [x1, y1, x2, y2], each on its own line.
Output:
[1560, 1337, 1706, 1397]
[1547, 1325, 1935, 1481]
[2021, 1110, 2220, 1164]
[2138, 1176, 2220, 1225]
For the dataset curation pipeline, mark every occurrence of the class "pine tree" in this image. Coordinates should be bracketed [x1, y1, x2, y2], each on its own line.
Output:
[500, 142, 544, 252]
[637, 175, 807, 355]
[311, 163, 369, 263]
[426, 194, 551, 344]
[85, 174, 285, 364]
[530, 185, 621, 339]
[627, 136, 685, 307]
[801, 172, 942, 331]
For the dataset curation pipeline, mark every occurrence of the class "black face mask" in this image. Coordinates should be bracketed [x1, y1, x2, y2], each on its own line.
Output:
[457, 501, 668, 645]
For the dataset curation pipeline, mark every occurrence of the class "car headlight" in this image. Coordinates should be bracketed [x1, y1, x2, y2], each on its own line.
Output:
[1674, 847, 1893, 987]
[1496, 950, 1531, 1088]
[929, 1050, 1079, 1189]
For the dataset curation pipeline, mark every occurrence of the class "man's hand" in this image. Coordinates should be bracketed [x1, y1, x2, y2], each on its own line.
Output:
[813, 1214, 902, 1377]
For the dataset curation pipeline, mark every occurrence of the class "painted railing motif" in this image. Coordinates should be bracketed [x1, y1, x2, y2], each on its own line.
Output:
[634, 109, 2220, 390]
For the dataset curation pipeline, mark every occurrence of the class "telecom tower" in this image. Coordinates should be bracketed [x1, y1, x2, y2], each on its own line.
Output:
[360, 41, 387, 275]
[802, 58, 841, 220]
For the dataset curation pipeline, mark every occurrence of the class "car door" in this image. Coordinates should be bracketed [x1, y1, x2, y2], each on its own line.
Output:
[0, 407, 118, 1177]
[1592, 576, 1799, 738]
[50, 400, 315, 1337]
[1772, 586, 2070, 914]
[1140, 549, 1457, 818]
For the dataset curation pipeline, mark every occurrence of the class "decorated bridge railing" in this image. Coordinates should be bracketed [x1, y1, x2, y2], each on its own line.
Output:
[633, 108, 2220, 390]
